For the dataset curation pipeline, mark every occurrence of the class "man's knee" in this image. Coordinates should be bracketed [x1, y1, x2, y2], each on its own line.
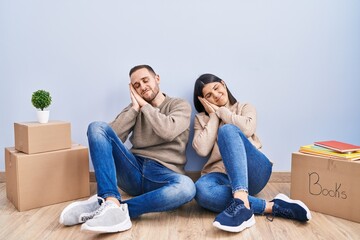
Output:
[177, 175, 196, 202]
[87, 121, 108, 135]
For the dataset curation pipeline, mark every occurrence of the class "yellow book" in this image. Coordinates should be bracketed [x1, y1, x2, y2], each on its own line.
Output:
[299, 144, 360, 161]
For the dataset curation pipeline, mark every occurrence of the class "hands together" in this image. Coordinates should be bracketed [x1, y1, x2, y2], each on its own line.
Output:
[198, 97, 219, 114]
[129, 84, 147, 111]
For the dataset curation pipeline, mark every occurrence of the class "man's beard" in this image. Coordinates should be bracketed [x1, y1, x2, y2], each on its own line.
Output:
[143, 86, 160, 103]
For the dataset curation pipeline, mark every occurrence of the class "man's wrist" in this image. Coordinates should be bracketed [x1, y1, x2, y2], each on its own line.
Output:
[132, 105, 140, 112]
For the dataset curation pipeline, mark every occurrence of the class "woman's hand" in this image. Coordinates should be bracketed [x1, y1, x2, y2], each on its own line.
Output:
[198, 97, 219, 114]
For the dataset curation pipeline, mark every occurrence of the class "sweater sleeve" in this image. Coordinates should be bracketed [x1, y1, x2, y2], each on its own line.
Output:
[140, 99, 191, 141]
[192, 113, 219, 157]
[109, 104, 139, 142]
[215, 103, 257, 138]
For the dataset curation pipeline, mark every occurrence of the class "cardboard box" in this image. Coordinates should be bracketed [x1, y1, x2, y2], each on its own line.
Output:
[290, 152, 360, 223]
[5, 144, 90, 211]
[14, 121, 72, 154]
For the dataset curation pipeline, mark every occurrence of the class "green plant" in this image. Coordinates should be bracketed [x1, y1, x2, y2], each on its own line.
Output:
[31, 90, 52, 111]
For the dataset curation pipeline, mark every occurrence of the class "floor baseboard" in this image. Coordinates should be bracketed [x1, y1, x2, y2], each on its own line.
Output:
[0, 171, 290, 183]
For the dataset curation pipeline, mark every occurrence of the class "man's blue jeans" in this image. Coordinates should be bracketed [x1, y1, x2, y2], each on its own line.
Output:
[87, 121, 196, 218]
[195, 124, 272, 214]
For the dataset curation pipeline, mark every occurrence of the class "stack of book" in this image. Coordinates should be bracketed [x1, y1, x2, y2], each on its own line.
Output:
[299, 140, 360, 161]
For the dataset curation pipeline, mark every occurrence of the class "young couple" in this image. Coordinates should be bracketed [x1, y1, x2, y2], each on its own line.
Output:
[59, 65, 311, 234]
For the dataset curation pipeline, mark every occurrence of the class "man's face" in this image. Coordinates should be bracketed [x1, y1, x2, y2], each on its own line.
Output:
[130, 68, 160, 103]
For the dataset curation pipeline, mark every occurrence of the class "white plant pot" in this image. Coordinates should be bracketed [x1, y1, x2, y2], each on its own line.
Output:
[37, 110, 50, 123]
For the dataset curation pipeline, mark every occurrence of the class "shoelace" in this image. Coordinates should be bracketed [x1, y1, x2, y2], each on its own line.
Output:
[225, 200, 242, 215]
[266, 214, 275, 222]
[276, 206, 294, 219]
[80, 196, 105, 222]
[266, 204, 294, 222]
[119, 204, 127, 212]
[91, 200, 109, 218]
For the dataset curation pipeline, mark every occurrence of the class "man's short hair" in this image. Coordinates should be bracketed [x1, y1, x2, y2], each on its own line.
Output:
[129, 65, 156, 77]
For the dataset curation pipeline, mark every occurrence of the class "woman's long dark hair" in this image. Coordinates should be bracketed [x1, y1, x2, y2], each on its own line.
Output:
[193, 73, 237, 114]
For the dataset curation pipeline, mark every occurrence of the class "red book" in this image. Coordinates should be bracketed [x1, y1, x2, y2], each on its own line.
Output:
[314, 140, 360, 153]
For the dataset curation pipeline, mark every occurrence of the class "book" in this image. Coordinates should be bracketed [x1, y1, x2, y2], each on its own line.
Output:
[314, 140, 360, 153]
[299, 144, 360, 161]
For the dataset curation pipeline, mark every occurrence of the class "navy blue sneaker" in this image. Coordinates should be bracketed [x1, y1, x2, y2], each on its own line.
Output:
[271, 193, 312, 222]
[213, 198, 255, 232]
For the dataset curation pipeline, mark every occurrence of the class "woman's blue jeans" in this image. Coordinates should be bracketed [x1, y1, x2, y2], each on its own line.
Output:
[87, 121, 196, 218]
[195, 124, 272, 214]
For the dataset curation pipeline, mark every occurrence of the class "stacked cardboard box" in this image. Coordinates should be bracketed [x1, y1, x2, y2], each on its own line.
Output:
[5, 121, 90, 211]
[290, 152, 360, 223]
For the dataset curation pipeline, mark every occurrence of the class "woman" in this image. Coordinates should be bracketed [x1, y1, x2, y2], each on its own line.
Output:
[192, 73, 311, 233]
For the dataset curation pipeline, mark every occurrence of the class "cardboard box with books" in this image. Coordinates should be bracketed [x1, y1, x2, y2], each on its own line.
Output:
[290, 152, 360, 223]
[5, 144, 90, 211]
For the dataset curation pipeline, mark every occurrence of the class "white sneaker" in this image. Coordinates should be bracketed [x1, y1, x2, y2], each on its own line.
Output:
[59, 195, 102, 226]
[81, 200, 132, 233]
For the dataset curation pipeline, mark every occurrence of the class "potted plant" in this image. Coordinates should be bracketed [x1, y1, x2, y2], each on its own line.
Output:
[31, 89, 52, 123]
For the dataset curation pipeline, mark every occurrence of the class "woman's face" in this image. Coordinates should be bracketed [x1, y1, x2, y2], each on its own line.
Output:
[202, 80, 229, 106]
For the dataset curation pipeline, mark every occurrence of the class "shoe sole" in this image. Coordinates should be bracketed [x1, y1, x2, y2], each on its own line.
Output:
[80, 218, 132, 233]
[213, 214, 256, 233]
[274, 193, 312, 220]
[59, 195, 98, 225]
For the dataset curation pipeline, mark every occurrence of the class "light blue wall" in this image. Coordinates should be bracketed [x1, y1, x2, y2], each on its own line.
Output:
[1, 1, 360, 172]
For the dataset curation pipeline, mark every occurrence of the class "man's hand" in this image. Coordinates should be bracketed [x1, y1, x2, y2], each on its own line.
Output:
[129, 84, 148, 110]
[198, 97, 219, 114]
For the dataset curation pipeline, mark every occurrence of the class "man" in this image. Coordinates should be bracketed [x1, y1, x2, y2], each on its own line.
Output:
[59, 65, 195, 233]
